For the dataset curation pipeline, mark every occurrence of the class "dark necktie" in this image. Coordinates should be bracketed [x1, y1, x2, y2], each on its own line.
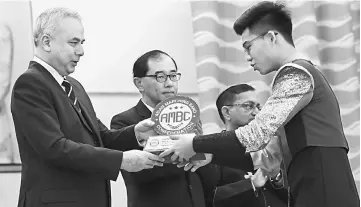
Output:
[62, 79, 81, 112]
[61, 79, 98, 145]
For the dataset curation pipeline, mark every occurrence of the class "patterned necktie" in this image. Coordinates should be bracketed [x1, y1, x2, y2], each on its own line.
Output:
[62, 79, 81, 112]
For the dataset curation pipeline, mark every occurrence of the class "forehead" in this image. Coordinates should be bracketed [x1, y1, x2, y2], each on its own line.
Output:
[147, 54, 177, 74]
[241, 28, 257, 43]
[232, 90, 258, 103]
[55, 17, 84, 40]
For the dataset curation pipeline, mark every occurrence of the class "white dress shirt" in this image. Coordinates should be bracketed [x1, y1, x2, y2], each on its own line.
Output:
[141, 99, 154, 113]
[33, 56, 65, 91]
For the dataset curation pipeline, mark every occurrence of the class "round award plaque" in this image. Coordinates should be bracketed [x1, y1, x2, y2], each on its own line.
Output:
[151, 96, 200, 135]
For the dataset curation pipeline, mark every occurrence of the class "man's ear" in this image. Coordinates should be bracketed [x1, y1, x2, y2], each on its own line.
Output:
[221, 106, 231, 121]
[40, 34, 52, 52]
[267, 31, 278, 44]
[133, 77, 144, 92]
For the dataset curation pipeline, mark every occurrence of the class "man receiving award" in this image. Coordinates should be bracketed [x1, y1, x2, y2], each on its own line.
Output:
[158, 2, 360, 207]
[110, 50, 213, 207]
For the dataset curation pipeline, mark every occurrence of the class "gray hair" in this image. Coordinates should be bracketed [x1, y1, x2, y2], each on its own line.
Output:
[33, 7, 81, 47]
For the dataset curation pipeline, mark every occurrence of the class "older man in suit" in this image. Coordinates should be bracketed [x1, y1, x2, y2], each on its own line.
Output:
[111, 50, 211, 207]
[11, 8, 164, 207]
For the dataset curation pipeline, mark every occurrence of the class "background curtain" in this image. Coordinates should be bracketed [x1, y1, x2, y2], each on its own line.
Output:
[190, 0, 360, 192]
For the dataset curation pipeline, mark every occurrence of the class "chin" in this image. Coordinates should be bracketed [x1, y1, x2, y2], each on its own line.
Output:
[66, 67, 75, 75]
[258, 69, 271, 75]
[259, 71, 267, 75]
[163, 93, 175, 98]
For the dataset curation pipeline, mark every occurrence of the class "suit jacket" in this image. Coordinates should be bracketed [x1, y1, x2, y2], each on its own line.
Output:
[212, 165, 288, 207]
[204, 150, 288, 207]
[111, 100, 210, 207]
[11, 61, 140, 207]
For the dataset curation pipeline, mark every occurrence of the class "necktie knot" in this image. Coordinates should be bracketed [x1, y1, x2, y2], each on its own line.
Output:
[62, 79, 72, 93]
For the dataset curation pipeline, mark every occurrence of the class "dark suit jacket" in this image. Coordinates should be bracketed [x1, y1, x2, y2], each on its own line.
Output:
[212, 165, 288, 207]
[11, 61, 140, 207]
[202, 143, 288, 207]
[111, 100, 210, 207]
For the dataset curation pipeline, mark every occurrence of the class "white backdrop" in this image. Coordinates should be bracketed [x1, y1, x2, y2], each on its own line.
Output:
[31, 0, 199, 94]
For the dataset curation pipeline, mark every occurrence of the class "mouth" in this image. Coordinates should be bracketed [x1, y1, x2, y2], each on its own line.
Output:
[72, 61, 78, 66]
[163, 92, 175, 95]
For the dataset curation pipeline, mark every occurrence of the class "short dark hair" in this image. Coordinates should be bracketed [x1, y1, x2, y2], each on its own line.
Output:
[233, 1, 294, 46]
[216, 84, 255, 123]
[133, 50, 178, 78]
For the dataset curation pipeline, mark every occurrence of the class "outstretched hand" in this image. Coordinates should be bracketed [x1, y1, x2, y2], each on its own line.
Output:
[134, 118, 157, 144]
[121, 150, 165, 172]
[159, 133, 196, 162]
[176, 153, 213, 172]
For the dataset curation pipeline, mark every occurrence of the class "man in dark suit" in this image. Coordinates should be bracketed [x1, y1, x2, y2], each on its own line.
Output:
[11, 8, 164, 207]
[209, 84, 288, 207]
[111, 50, 210, 207]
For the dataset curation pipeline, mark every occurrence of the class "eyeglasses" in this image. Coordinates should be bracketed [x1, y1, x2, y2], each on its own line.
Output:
[242, 32, 268, 54]
[144, 72, 181, 83]
[226, 102, 262, 112]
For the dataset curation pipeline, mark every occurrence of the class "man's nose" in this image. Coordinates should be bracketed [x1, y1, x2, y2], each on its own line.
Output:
[164, 76, 173, 87]
[75, 44, 84, 56]
[250, 106, 259, 115]
[245, 54, 252, 62]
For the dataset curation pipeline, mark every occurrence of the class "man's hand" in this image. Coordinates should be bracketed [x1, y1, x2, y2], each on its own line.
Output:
[177, 153, 213, 172]
[134, 118, 157, 144]
[159, 133, 196, 162]
[121, 150, 165, 172]
[244, 168, 268, 188]
[250, 136, 282, 178]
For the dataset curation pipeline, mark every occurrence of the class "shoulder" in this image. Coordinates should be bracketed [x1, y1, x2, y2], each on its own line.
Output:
[14, 67, 47, 89]
[111, 106, 138, 125]
[272, 63, 315, 90]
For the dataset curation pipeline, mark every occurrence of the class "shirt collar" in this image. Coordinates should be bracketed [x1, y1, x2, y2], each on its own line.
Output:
[141, 99, 154, 112]
[33, 56, 64, 86]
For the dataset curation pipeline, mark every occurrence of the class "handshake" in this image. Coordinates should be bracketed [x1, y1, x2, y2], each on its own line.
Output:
[120, 119, 210, 173]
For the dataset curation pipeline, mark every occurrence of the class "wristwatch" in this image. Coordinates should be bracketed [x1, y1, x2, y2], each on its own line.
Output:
[270, 171, 282, 182]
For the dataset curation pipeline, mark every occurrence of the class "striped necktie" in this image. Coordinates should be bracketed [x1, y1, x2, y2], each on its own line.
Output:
[62, 79, 81, 112]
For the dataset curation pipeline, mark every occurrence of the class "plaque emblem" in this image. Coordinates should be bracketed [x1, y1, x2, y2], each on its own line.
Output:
[143, 96, 205, 162]
[151, 96, 200, 135]
[149, 139, 159, 147]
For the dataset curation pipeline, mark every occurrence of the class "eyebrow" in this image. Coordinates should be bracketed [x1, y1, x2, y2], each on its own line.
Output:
[240, 101, 260, 104]
[71, 37, 85, 44]
[154, 70, 177, 74]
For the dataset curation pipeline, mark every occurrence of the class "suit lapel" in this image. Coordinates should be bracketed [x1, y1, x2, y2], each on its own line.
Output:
[135, 100, 152, 119]
[78, 101, 103, 146]
[31, 61, 102, 146]
[66, 98, 93, 134]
